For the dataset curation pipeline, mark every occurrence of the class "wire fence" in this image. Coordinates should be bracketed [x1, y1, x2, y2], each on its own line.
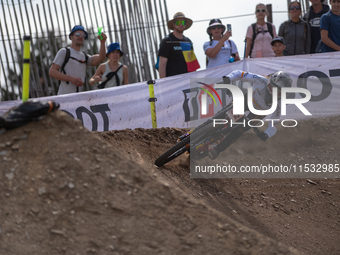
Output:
[0, 0, 170, 101]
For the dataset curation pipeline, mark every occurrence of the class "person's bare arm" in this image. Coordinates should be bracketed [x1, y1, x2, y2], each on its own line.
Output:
[159, 56, 168, 78]
[321, 29, 340, 51]
[244, 37, 252, 58]
[205, 31, 231, 58]
[91, 33, 108, 66]
[49, 63, 83, 87]
[89, 64, 105, 85]
[234, 52, 240, 61]
[122, 65, 129, 85]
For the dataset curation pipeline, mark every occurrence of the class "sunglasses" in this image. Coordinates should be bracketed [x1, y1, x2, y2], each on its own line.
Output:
[256, 9, 266, 13]
[74, 32, 86, 38]
[289, 6, 301, 10]
[210, 25, 224, 30]
[174, 20, 186, 26]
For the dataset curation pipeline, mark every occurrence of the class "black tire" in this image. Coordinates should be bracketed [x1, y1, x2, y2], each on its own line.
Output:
[155, 103, 234, 167]
[155, 122, 216, 167]
[155, 136, 190, 167]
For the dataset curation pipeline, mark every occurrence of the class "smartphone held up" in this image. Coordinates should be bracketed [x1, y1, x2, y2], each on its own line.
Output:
[227, 24, 232, 36]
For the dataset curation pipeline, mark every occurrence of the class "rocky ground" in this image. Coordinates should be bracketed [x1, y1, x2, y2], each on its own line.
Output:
[0, 110, 339, 255]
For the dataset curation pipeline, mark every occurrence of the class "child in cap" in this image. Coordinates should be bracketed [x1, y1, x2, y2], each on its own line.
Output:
[271, 36, 286, 57]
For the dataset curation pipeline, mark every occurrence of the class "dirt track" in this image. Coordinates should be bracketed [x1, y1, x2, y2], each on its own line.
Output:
[0, 110, 339, 255]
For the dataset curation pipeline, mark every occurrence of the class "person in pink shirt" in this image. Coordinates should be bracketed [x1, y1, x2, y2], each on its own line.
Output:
[245, 3, 277, 58]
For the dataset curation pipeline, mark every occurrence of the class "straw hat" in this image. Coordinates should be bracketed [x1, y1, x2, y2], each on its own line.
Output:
[167, 12, 193, 30]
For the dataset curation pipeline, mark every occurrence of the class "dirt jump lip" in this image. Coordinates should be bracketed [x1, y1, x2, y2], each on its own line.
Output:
[0, 110, 339, 255]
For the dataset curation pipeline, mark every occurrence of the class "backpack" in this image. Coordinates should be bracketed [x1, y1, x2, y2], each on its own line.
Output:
[155, 34, 173, 70]
[59, 47, 89, 87]
[249, 22, 274, 57]
[97, 64, 124, 89]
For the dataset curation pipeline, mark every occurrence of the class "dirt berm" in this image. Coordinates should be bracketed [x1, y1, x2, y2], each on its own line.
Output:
[0, 110, 339, 255]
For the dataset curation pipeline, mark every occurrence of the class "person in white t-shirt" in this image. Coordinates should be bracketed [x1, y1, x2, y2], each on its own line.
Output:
[49, 25, 107, 95]
[203, 19, 240, 69]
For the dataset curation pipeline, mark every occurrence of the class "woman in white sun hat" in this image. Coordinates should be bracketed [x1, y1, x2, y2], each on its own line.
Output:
[203, 19, 240, 68]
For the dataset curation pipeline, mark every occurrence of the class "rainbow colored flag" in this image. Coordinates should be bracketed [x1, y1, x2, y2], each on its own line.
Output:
[180, 42, 200, 72]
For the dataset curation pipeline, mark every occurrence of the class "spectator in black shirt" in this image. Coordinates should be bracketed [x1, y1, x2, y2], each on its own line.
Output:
[158, 12, 199, 78]
[303, 0, 330, 53]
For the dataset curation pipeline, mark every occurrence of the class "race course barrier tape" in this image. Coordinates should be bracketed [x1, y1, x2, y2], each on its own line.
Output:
[0, 52, 340, 131]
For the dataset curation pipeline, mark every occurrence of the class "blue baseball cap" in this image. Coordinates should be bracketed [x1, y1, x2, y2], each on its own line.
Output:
[106, 42, 124, 57]
[69, 25, 88, 40]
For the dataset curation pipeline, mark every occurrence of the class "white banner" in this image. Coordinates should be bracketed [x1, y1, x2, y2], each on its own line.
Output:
[1, 52, 340, 131]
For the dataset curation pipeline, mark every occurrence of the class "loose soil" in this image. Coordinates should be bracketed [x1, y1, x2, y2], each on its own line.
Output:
[0, 110, 339, 255]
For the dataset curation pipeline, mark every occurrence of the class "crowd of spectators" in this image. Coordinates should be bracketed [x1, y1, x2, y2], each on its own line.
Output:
[49, 0, 340, 95]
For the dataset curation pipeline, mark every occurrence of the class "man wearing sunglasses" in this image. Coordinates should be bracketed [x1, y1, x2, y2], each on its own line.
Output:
[49, 25, 107, 95]
[157, 12, 199, 78]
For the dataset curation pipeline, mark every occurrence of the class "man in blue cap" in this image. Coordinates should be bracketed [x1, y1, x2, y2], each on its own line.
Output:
[49, 25, 107, 94]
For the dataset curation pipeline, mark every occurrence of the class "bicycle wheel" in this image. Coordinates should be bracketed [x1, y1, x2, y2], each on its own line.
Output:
[155, 103, 234, 167]
[155, 121, 216, 167]
[155, 136, 190, 167]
